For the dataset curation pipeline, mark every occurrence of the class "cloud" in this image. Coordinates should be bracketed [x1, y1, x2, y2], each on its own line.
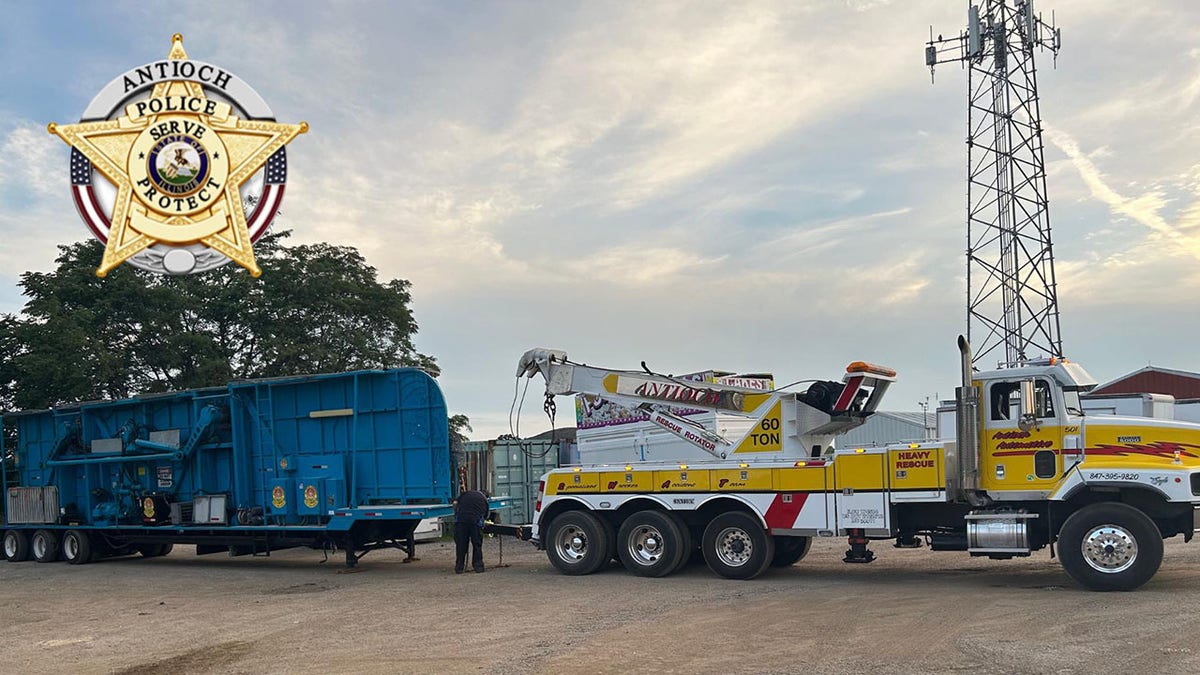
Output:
[0, 119, 80, 285]
[1046, 126, 1200, 261]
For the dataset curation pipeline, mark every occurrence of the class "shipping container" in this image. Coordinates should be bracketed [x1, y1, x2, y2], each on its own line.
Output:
[493, 438, 561, 526]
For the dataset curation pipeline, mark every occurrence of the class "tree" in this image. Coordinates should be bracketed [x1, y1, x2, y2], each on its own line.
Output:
[2, 233, 441, 410]
[449, 414, 472, 453]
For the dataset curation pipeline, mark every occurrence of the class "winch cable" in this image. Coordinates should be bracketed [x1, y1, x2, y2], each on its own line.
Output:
[506, 375, 556, 459]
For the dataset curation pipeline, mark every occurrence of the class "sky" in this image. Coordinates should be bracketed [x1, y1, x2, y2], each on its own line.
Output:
[2, 1, 1200, 441]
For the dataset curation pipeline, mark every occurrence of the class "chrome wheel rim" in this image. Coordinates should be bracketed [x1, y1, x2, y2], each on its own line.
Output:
[627, 525, 665, 566]
[3, 534, 16, 558]
[64, 535, 78, 560]
[33, 535, 46, 559]
[715, 526, 753, 567]
[1082, 524, 1138, 574]
[556, 525, 589, 563]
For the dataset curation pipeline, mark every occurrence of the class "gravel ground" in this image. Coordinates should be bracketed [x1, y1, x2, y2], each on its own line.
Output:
[3, 534, 1200, 674]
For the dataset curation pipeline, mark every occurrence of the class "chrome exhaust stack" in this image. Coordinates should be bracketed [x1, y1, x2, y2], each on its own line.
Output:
[955, 336, 987, 506]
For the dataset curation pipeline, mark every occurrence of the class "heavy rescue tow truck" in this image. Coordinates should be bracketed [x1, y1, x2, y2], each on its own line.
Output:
[516, 338, 1200, 590]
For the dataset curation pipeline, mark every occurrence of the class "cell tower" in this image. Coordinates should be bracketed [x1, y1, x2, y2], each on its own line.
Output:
[925, 1, 1063, 368]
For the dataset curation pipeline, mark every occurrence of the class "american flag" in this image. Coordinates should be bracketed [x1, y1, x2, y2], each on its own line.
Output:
[71, 148, 111, 242]
[245, 149, 287, 242]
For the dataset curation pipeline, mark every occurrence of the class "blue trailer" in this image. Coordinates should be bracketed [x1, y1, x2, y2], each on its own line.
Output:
[1, 369, 508, 567]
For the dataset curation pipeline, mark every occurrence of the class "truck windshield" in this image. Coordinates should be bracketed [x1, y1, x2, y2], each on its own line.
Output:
[1062, 387, 1084, 416]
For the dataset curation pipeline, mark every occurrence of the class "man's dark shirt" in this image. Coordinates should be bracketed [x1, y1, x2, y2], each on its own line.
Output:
[455, 490, 489, 523]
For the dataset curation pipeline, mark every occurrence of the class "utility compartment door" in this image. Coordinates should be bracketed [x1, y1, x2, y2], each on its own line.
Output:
[833, 452, 889, 535]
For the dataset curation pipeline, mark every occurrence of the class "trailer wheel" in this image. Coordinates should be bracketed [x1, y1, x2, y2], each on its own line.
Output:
[31, 530, 60, 563]
[617, 510, 686, 578]
[136, 543, 173, 558]
[771, 535, 812, 567]
[701, 511, 774, 580]
[62, 530, 94, 565]
[546, 510, 610, 575]
[1058, 502, 1163, 591]
[3, 530, 30, 562]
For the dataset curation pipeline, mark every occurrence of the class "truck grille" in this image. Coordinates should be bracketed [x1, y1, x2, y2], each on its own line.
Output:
[1191, 473, 1200, 496]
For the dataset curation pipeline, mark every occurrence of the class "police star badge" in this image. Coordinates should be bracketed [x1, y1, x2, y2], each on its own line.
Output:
[49, 34, 306, 277]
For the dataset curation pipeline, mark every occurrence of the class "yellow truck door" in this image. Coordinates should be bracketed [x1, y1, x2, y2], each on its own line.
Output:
[979, 377, 1065, 494]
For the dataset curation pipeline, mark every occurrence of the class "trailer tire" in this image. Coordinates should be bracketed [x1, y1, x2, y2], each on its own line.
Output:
[546, 510, 610, 576]
[3, 530, 30, 562]
[771, 535, 812, 567]
[136, 543, 173, 558]
[702, 511, 774, 580]
[62, 530, 93, 565]
[617, 510, 686, 578]
[1058, 502, 1163, 591]
[31, 530, 60, 563]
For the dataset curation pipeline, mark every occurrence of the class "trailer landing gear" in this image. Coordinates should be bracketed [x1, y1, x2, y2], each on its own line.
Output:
[843, 529, 876, 563]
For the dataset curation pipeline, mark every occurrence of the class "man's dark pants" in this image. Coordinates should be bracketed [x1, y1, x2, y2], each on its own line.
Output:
[454, 521, 484, 572]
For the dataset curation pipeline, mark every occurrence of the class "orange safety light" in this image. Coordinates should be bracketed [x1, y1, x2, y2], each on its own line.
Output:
[847, 361, 897, 377]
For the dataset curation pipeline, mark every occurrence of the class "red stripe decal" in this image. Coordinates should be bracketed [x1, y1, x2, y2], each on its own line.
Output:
[833, 376, 864, 412]
[764, 492, 808, 529]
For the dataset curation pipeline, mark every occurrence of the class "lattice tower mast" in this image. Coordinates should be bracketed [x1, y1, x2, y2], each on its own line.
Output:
[926, 1, 1063, 368]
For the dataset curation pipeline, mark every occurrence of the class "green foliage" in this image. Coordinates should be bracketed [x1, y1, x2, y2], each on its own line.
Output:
[0, 232, 442, 410]
[449, 413, 473, 453]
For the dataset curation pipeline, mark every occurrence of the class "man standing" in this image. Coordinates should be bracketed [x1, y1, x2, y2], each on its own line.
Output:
[453, 489, 489, 574]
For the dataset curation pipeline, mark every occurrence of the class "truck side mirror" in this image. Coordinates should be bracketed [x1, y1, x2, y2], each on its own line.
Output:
[1018, 379, 1037, 432]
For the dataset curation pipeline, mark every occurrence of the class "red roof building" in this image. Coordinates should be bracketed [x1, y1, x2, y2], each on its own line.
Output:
[1089, 366, 1200, 399]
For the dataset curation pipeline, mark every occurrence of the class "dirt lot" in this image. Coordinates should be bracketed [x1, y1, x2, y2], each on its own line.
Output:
[3, 535, 1200, 674]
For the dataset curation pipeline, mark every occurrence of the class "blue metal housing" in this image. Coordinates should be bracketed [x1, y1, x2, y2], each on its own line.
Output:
[2, 369, 505, 566]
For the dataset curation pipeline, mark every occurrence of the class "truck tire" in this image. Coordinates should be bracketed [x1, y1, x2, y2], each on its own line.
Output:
[771, 535, 812, 567]
[1058, 502, 1163, 591]
[4, 530, 30, 562]
[597, 516, 617, 568]
[670, 514, 695, 574]
[31, 530, 60, 563]
[62, 530, 94, 565]
[701, 511, 774, 580]
[617, 510, 686, 578]
[546, 510, 611, 575]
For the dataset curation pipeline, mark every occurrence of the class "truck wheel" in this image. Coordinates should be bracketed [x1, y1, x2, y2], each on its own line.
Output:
[702, 511, 774, 580]
[546, 510, 610, 575]
[62, 530, 94, 565]
[31, 530, 60, 563]
[771, 535, 812, 567]
[3, 530, 30, 562]
[617, 510, 686, 578]
[1058, 502, 1163, 591]
[597, 517, 617, 568]
[670, 514, 695, 574]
